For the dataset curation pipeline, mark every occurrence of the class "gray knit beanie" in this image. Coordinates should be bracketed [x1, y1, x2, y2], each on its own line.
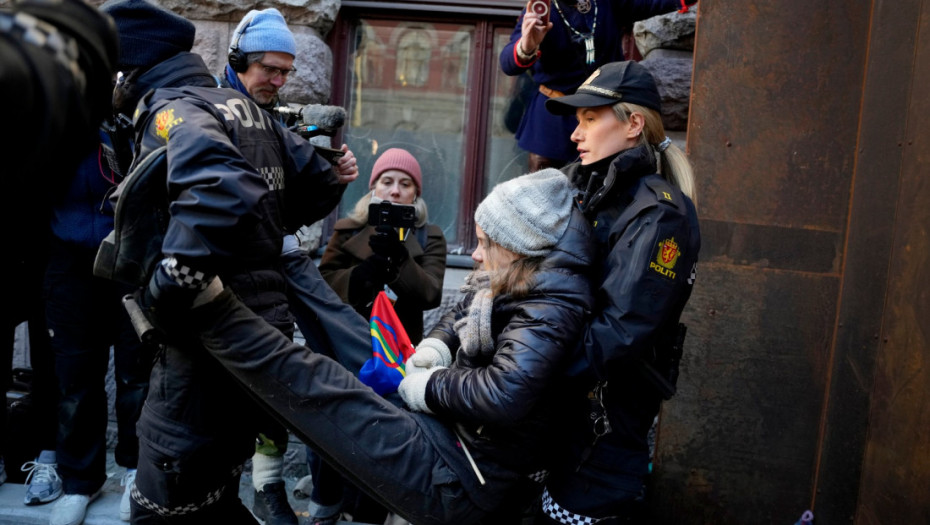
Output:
[474, 168, 574, 257]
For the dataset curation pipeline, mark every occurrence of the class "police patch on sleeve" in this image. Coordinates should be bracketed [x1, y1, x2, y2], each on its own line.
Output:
[155, 108, 184, 142]
[649, 237, 680, 279]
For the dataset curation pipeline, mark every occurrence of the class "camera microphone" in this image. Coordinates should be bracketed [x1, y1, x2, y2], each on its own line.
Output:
[300, 104, 347, 135]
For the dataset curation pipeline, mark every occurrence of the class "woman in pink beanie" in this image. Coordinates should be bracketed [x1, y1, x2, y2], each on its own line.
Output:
[314, 148, 447, 523]
[320, 148, 445, 340]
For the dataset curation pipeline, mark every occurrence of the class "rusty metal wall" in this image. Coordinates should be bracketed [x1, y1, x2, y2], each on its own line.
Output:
[849, 2, 930, 524]
[650, 0, 928, 523]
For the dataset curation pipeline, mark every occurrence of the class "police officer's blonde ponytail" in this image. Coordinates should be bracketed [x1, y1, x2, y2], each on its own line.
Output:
[613, 102, 697, 207]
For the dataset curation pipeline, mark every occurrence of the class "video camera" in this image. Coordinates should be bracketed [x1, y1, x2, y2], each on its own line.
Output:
[276, 104, 347, 163]
[368, 200, 417, 229]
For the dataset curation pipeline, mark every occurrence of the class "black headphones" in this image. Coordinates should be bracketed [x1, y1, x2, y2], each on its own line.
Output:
[227, 13, 255, 73]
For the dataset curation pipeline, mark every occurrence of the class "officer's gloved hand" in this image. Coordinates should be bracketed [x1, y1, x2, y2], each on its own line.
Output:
[138, 258, 211, 338]
[369, 225, 409, 267]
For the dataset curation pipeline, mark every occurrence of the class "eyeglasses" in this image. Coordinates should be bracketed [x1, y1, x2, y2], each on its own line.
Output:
[257, 62, 297, 80]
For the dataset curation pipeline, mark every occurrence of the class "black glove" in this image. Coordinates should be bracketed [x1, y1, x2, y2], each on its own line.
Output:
[347, 256, 395, 307]
[136, 262, 205, 338]
[368, 225, 409, 266]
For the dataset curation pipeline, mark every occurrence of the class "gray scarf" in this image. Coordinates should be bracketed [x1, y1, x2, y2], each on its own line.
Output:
[453, 271, 494, 358]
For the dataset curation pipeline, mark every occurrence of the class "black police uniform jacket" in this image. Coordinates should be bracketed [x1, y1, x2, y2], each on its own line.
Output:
[121, 53, 344, 469]
[557, 143, 701, 484]
[131, 55, 342, 287]
[422, 205, 595, 481]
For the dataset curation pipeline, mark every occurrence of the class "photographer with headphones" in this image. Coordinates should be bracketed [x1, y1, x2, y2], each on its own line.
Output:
[221, 8, 345, 525]
[221, 8, 296, 119]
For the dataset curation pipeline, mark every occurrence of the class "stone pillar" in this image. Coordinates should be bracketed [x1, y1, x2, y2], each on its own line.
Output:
[634, 6, 698, 132]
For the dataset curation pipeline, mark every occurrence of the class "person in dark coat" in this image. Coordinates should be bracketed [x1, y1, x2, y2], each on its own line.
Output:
[500, 0, 697, 171]
[310, 147, 447, 524]
[176, 168, 594, 525]
[1, 0, 116, 498]
[540, 60, 701, 524]
[319, 148, 447, 343]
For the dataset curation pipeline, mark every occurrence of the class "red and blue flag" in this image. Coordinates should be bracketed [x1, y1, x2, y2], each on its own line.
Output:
[359, 291, 416, 395]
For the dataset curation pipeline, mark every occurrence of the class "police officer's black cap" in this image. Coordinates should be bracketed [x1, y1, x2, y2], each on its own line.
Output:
[546, 61, 662, 115]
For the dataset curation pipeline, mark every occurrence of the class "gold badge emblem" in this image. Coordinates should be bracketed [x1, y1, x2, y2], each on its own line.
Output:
[580, 69, 601, 88]
[649, 238, 680, 279]
[155, 109, 183, 142]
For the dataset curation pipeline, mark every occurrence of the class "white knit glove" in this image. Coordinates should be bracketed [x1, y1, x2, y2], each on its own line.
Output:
[398, 366, 443, 413]
[404, 337, 452, 375]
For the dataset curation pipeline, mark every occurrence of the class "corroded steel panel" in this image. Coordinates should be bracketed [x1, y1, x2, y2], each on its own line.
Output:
[812, 0, 927, 523]
[686, 3, 870, 233]
[656, 267, 838, 524]
[854, 3, 930, 523]
[652, 0, 876, 523]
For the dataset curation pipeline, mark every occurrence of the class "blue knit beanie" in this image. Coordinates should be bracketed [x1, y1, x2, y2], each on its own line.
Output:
[230, 8, 296, 57]
[100, 0, 195, 70]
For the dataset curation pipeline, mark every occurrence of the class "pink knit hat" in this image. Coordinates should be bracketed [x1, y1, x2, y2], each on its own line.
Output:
[369, 148, 423, 195]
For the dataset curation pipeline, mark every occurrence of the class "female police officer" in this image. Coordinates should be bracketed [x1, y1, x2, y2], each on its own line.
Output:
[540, 60, 701, 524]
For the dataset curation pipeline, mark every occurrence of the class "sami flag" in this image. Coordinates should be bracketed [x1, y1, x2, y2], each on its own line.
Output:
[359, 291, 416, 395]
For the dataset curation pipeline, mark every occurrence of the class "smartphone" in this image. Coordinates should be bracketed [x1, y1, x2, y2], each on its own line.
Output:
[529, 0, 550, 24]
[368, 200, 417, 229]
[314, 145, 346, 164]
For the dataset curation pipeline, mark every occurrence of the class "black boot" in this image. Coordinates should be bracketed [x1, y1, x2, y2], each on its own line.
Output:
[253, 481, 298, 525]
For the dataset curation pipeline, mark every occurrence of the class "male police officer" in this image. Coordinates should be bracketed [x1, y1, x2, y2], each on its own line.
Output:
[98, 1, 358, 522]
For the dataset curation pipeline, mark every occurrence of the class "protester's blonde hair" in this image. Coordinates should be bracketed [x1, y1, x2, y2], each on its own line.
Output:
[613, 102, 697, 207]
[345, 191, 429, 228]
[475, 234, 542, 299]
[491, 252, 542, 299]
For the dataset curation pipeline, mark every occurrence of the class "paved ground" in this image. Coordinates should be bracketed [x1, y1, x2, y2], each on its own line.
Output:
[0, 457, 365, 525]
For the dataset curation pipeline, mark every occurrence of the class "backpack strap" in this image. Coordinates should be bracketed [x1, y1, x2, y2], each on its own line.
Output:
[94, 145, 169, 287]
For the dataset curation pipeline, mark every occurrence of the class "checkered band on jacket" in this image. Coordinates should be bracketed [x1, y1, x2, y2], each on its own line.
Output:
[131, 464, 244, 516]
[162, 257, 211, 290]
[542, 487, 608, 525]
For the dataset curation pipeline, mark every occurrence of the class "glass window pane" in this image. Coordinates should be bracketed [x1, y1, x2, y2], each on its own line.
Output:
[340, 18, 475, 247]
[483, 26, 530, 197]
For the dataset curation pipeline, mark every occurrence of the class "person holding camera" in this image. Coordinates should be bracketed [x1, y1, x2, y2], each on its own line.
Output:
[319, 148, 447, 342]
[501, 0, 697, 172]
[308, 148, 446, 524]
[220, 8, 295, 119]
[216, 9, 358, 524]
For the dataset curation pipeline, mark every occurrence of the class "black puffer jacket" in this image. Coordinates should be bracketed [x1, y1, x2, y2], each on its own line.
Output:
[424, 205, 594, 477]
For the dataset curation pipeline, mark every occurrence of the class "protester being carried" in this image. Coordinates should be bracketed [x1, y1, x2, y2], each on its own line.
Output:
[181, 168, 594, 525]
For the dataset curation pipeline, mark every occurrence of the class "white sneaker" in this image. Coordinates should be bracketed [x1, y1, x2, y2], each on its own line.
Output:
[49, 490, 100, 525]
[119, 469, 136, 521]
[22, 450, 63, 505]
